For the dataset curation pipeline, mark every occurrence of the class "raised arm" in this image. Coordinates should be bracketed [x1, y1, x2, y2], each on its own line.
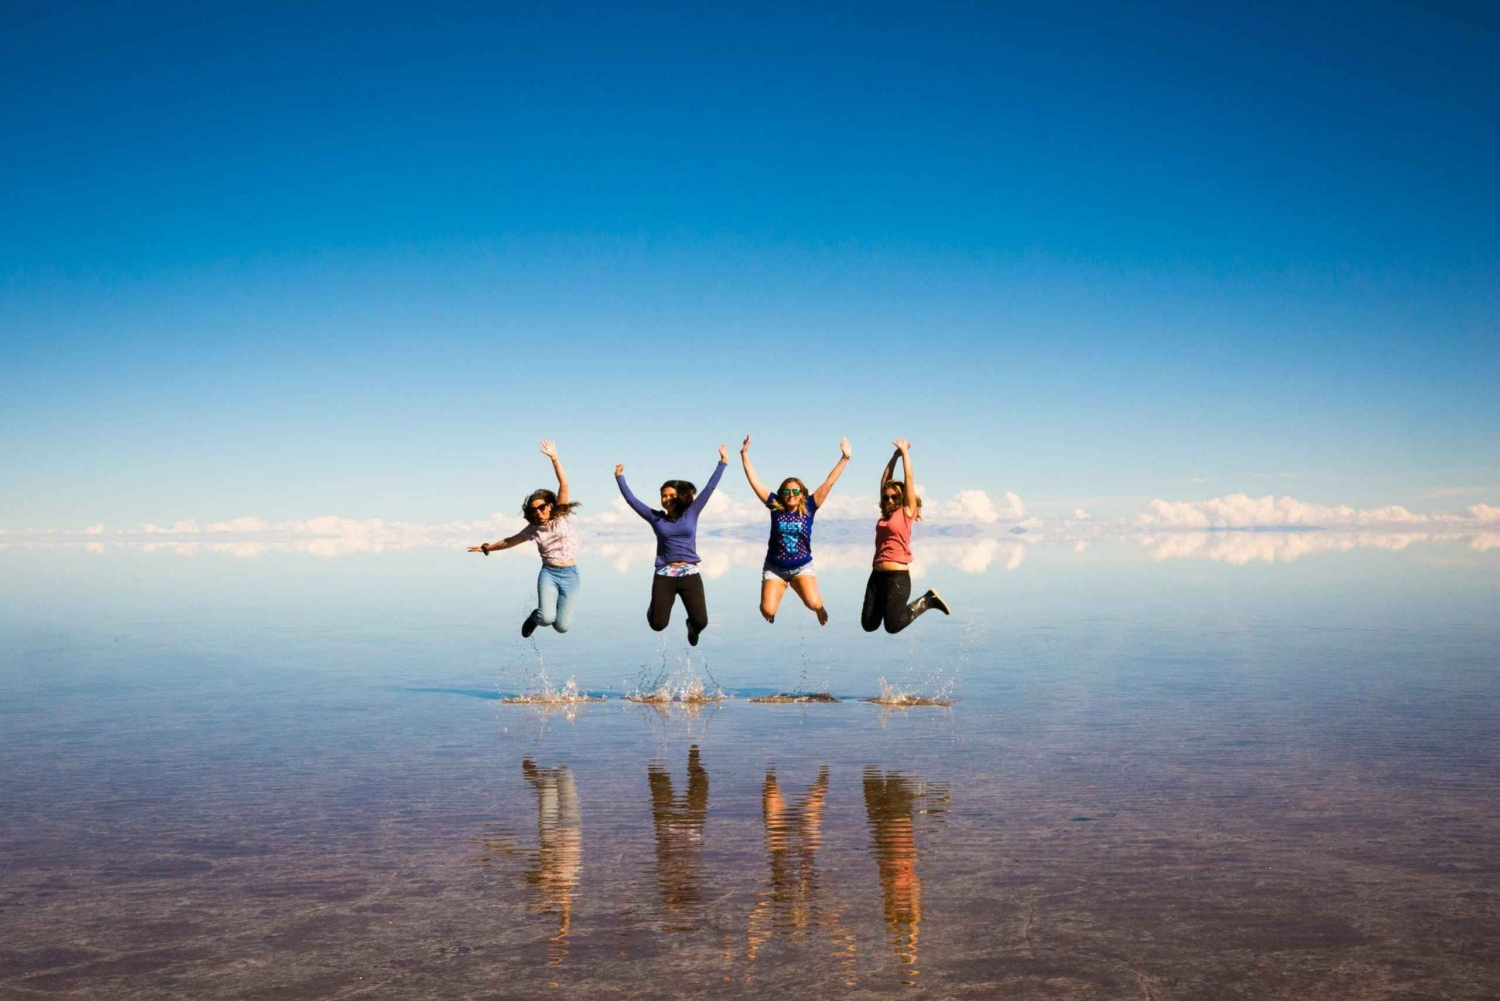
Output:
[614, 464, 656, 521]
[893, 438, 918, 517]
[812, 436, 852, 508]
[689, 445, 730, 514]
[880, 447, 900, 491]
[740, 435, 771, 503]
[469, 529, 530, 555]
[540, 438, 569, 505]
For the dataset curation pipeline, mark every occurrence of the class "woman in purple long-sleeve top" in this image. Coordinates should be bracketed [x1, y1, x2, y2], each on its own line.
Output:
[615, 444, 729, 646]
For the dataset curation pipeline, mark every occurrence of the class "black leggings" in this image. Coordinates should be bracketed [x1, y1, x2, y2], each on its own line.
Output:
[862, 569, 915, 634]
[649, 573, 708, 633]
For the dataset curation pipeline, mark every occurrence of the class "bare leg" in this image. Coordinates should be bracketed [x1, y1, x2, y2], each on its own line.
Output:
[789, 574, 828, 625]
[760, 578, 787, 623]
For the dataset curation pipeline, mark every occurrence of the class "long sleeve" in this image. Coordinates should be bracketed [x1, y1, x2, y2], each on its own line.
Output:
[690, 461, 728, 514]
[617, 474, 656, 522]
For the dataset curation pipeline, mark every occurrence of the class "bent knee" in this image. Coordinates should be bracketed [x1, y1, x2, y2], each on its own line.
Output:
[883, 620, 905, 634]
[861, 619, 881, 633]
[552, 622, 571, 634]
[647, 618, 669, 632]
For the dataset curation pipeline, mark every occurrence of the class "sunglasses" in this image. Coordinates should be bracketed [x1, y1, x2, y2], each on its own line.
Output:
[781, 488, 802, 496]
[530, 502, 552, 512]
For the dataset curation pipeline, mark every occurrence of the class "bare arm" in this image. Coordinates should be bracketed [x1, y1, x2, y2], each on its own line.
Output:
[880, 448, 900, 491]
[894, 438, 918, 517]
[540, 439, 569, 505]
[740, 435, 771, 502]
[812, 436, 852, 508]
[469, 529, 530, 555]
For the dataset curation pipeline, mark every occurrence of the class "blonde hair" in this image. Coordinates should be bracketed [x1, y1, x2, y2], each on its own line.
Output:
[770, 477, 811, 513]
[880, 481, 923, 520]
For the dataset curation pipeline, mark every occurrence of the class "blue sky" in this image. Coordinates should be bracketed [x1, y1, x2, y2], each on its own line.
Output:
[3, 1, 1497, 530]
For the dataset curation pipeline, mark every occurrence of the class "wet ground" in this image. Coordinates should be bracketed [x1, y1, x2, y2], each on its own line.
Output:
[2, 546, 1498, 998]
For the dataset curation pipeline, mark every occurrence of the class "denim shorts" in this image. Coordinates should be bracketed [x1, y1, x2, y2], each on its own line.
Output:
[763, 560, 816, 583]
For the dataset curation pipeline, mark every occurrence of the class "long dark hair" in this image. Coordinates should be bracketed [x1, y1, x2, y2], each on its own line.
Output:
[521, 489, 581, 525]
[658, 479, 697, 520]
[880, 481, 923, 520]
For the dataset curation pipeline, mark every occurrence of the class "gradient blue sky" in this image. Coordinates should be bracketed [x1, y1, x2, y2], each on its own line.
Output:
[4, 1, 1497, 529]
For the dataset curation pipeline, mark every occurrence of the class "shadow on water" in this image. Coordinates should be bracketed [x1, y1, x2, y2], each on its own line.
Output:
[648, 745, 711, 932]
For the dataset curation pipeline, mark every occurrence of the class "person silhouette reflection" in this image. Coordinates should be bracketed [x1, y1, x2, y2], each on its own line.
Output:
[647, 744, 710, 931]
[521, 759, 583, 966]
[863, 767, 924, 982]
[746, 765, 833, 963]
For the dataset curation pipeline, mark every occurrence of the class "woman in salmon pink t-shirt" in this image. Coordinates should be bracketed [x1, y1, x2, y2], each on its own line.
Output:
[862, 439, 951, 633]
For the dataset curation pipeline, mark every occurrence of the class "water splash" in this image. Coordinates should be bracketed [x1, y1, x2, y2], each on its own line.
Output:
[501, 673, 607, 705]
[862, 677, 954, 707]
[624, 648, 726, 703]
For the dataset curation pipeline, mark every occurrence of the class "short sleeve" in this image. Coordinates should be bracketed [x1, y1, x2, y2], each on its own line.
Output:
[763, 490, 777, 509]
[519, 523, 537, 540]
[806, 495, 818, 516]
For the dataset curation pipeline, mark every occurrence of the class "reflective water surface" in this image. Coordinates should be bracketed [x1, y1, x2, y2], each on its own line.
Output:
[2, 541, 1498, 998]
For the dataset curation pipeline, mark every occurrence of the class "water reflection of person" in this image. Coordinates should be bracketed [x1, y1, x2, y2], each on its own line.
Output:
[648, 745, 710, 931]
[521, 759, 583, 966]
[863, 767, 923, 982]
[746, 765, 831, 962]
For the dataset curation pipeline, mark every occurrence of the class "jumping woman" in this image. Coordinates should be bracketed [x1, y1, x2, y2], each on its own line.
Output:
[615, 444, 728, 646]
[862, 439, 950, 633]
[740, 434, 851, 625]
[469, 439, 582, 637]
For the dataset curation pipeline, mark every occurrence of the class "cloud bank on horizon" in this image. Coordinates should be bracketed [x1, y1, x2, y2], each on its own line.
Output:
[4, 490, 1498, 569]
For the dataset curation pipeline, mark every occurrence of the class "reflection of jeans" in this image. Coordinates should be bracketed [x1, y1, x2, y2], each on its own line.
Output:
[531, 564, 581, 633]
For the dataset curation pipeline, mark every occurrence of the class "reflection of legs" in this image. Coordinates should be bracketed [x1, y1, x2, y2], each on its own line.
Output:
[550, 566, 580, 633]
[861, 572, 884, 632]
[534, 567, 561, 628]
[760, 579, 786, 622]
[647, 575, 676, 631]
[788, 574, 828, 625]
[680, 575, 708, 639]
[882, 571, 915, 634]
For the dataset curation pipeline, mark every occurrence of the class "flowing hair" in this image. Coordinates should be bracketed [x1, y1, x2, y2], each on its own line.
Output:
[521, 489, 581, 525]
[769, 477, 811, 513]
[658, 480, 697, 520]
[880, 481, 923, 520]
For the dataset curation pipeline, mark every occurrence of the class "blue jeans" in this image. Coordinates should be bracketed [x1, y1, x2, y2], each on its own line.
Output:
[531, 564, 580, 633]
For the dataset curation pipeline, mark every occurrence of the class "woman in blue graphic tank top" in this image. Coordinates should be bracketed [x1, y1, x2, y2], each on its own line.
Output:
[739, 434, 852, 625]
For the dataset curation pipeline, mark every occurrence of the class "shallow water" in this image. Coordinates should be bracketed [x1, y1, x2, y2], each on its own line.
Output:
[2, 542, 1498, 998]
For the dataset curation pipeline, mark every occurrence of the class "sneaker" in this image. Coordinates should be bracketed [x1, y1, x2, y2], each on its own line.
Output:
[521, 614, 539, 638]
[687, 622, 701, 647]
[925, 589, 951, 615]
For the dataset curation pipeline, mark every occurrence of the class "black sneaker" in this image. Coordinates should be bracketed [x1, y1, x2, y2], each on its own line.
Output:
[686, 622, 701, 647]
[925, 589, 951, 615]
[521, 614, 539, 638]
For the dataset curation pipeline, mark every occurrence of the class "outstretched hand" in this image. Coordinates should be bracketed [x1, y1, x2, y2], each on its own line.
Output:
[893, 438, 912, 453]
[539, 438, 558, 460]
[839, 436, 852, 459]
[718, 443, 729, 463]
[614, 463, 625, 476]
[468, 544, 489, 555]
[741, 434, 752, 455]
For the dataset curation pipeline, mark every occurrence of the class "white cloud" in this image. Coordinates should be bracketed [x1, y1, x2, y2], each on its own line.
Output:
[1137, 494, 1435, 530]
[1468, 504, 1500, 523]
